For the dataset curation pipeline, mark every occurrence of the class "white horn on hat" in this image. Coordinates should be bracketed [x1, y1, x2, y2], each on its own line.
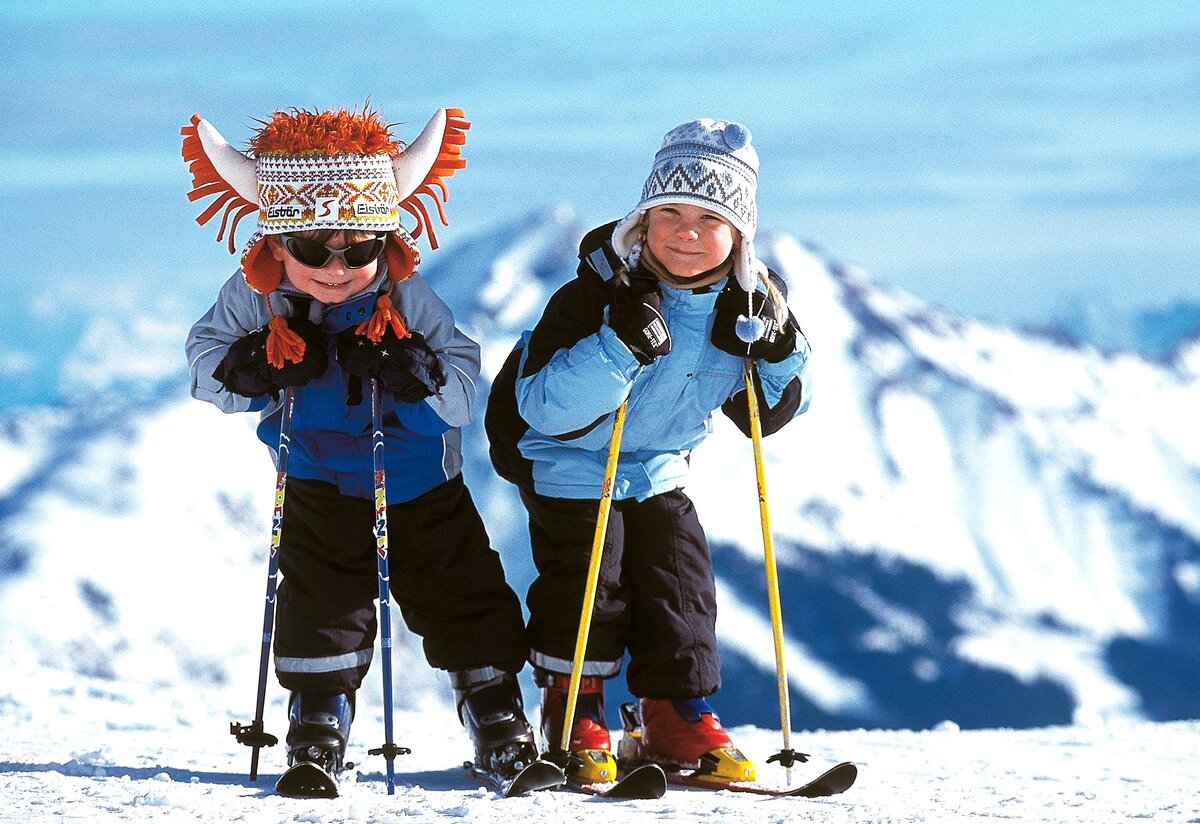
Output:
[181, 113, 259, 252]
[390, 108, 469, 249]
[192, 116, 258, 203]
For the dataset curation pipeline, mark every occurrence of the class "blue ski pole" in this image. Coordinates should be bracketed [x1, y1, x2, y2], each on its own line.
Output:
[230, 387, 295, 781]
[365, 378, 410, 794]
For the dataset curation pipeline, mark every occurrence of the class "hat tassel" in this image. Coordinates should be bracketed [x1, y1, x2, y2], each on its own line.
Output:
[356, 290, 412, 343]
[265, 312, 307, 370]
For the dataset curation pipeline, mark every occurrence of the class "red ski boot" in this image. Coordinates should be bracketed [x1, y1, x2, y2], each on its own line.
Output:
[535, 669, 617, 783]
[639, 697, 755, 783]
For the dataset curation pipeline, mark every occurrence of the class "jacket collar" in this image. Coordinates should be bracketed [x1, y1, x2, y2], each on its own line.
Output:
[273, 262, 392, 331]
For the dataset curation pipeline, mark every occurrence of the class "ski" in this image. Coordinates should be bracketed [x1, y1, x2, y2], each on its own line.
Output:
[465, 758, 567, 798]
[565, 763, 668, 799]
[667, 760, 857, 798]
[275, 761, 341, 798]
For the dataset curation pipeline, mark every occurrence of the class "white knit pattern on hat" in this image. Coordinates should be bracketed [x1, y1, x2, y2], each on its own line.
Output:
[640, 119, 758, 236]
[256, 152, 401, 234]
[612, 119, 764, 293]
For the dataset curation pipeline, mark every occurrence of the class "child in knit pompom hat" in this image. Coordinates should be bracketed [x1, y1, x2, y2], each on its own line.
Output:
[485, 119, 812, 781]
[183, 105, 539, 783]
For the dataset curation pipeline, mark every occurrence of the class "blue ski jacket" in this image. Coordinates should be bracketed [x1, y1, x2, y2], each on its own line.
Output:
[486, 222, 811, 502]
[186, 261, 479, 503]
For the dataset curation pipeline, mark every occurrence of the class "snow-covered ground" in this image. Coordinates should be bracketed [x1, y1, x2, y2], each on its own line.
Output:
[2, 659, 1196, 823]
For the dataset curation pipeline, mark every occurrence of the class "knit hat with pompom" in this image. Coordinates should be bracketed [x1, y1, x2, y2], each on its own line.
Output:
[611, 118, 761, 294]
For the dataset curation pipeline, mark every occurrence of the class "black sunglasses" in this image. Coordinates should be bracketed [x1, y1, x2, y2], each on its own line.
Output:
[281, 234, 387, 269]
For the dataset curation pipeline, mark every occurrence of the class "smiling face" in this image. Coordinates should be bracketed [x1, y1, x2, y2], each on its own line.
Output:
[644, 203, 738, 279]
[268, 229, 380, 304]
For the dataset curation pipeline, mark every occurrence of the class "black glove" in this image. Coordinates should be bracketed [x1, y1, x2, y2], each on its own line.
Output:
[213, 318, 328, 398]
[337, 326, 446, 403]
[607, 277, 672, 365]
[711, 285, 797, 363]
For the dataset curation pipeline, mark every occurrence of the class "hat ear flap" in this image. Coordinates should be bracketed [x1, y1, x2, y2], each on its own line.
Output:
[611, 209, 646, 263]
[384, 229, 420, 282]
[733, 240, 758, 294]
[242, 237, 286, 294]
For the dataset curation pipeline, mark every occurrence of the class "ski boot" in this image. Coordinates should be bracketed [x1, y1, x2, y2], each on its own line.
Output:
[451, 667, 540, 780]
[535, 668, 618, 784]
[275, 692, 355, 797]
[622, 697, 755, 783]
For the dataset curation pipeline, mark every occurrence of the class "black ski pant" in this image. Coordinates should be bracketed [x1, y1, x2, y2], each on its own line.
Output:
[274, 474, 528, 695]
[520, 485, 720, 699]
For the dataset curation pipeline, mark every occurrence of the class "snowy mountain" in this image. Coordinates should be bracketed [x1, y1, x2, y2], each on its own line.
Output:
[1047, 299, 1200, 361]
[2, 206, 1199, 756]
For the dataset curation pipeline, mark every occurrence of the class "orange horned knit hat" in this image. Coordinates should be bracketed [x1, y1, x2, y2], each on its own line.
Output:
[181, 106, 469, 366]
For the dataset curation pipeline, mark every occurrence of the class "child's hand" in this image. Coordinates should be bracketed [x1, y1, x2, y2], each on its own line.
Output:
[711, 286, 796, 363]
[336, 327, 446, 402]
[607, 278, 672, 365]
[213, 318, 329, 398]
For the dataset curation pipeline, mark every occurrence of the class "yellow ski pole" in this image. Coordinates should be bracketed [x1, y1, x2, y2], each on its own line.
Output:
[560, 399, 628, 756]
[744, 362, 807, 785]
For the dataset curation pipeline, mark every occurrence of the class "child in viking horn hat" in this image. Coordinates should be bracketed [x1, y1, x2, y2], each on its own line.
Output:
[183, 106, 537, 780]
[485, 119, 812, 780]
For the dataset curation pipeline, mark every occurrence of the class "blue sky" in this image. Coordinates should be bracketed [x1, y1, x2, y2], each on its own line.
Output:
[2, 1, 1197, 402]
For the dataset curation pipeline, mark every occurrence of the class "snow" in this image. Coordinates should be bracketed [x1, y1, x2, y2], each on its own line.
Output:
[0, 424, 39, 498]
[2, 659, 1197, 822]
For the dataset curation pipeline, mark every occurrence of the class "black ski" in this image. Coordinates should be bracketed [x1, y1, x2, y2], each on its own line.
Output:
[566, 763, 667, 799]
[465, 758, 567, 797]
[781, 761, 857, 797]
[275, 761, 340, 798]
[668, 760, 857, 797]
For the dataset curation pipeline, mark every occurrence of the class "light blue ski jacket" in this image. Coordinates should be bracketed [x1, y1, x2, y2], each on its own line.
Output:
[490, 223, 811, 502]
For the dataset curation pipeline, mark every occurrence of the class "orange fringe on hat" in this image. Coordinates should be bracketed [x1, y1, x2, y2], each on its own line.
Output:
[401, 108, 469, 251]
[249, 107, 402, 156]
[181, 115, 258, 254]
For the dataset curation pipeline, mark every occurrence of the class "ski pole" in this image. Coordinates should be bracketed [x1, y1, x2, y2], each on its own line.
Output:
[365, 378, 410, 794]
[230, 387, 294, 781]
[559, 399, 628, 755]
[743, 362, 808, 785]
